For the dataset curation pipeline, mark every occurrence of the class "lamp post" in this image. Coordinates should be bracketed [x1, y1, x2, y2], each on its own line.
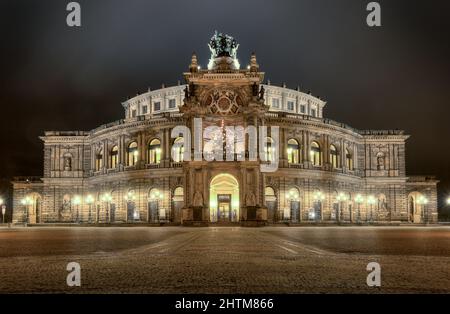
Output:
[101, 193, 112, 223]
[367, 195, 376, 223]
[336, 192, 349, 222]
[85, 195, 94, 223]
[20, 196, 33, 224]
[354, 194, 364, 223]
[73, 195, 82, 223]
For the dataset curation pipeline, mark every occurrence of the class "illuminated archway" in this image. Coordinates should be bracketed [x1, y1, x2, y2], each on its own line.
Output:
[209, 174, 239, 223]
[408, 191, 426, 223]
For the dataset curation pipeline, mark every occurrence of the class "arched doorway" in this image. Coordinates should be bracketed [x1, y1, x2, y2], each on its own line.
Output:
[287, 188, 300, 222]
[408, 192, 425, 223]
[209, 174, 239, 223]
[172, 187, 184, 223]
[125, 190, 137, 222]
[265, 187, 277, 222]
[148, 188, 163, 223]
[25, 193, 42, 224]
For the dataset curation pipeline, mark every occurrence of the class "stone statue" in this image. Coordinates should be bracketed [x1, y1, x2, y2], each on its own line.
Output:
[184, 86, 189, 100]
[64, 156, 72, 171]
[377, 154, 385, 170]
[193, 191, 203, 207]
[207, 31, 240, 70]
[258, 85, 265, 100]
[246, 192, 256, 207]
[208, 30, 239, 58]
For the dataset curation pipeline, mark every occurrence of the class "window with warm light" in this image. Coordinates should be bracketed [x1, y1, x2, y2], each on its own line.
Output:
[95, 150, 103, 171]
[148, 139, 161, 164]
[110, 146, 118, 169]
[264, 137, 275, 162]
[346, 148, 353, 170]
[287, 139, 300, 164]
[172, 137, 184, 162]
[330, 144, 339, 169]
[127, 142, 138, 166]
[310, 141, 321, 166]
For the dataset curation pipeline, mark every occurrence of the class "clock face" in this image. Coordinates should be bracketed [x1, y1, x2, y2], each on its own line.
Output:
[205, 89, 242, 115]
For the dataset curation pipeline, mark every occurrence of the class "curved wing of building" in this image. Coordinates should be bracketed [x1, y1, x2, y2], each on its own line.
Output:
[12, 34, 438, 225]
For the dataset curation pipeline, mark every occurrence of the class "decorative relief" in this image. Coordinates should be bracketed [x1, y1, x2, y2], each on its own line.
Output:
[203, 89, 243, 116]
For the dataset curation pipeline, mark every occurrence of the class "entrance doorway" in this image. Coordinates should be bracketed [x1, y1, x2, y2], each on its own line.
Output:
[218, 194, 232, 222]
[209, 174, 239, 223]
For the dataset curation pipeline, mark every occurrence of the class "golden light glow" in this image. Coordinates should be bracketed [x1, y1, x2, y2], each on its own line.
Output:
[367, 195, 376, 205]
[85, 195, 94, 204]
[73, 195, 82, 205]
[417, 195, 429, 205]
[336, 192, 348, 202]
[21, 196, 33, 205]
[355, 194, 364, 204]
[313, 191, 326, 201]
[101, 193, 112, 203]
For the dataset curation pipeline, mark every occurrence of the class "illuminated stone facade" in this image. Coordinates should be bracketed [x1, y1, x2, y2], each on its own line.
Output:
[12, 35, 438, 225]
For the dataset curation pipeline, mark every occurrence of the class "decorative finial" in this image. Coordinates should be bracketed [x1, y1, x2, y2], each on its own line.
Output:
[190, 52, 198, 73]
[250, 52, 259, 72]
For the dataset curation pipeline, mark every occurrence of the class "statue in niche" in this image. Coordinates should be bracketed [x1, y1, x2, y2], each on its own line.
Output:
[61, 195, 72, 212]
[64, 156, 72, 171]
[376, 153, 385, 170]
[193, 191, 203, 207]
[379, 196, 387, 210]
[246, 192, 256, 207]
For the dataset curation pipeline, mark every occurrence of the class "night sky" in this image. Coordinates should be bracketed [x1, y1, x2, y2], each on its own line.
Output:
[0, 0, 449, 217]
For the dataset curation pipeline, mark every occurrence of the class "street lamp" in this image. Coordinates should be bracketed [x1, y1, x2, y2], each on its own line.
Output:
[73, 195, 82, 223]
[20, 196, 33, 224]
[367, 195, 376, 223]
[336, 192, 349, 222]
[354, 194, 364, 223]
[85, 194, 94, 223]
[101, 193, 112, 223]
[446, 197, 450, 206]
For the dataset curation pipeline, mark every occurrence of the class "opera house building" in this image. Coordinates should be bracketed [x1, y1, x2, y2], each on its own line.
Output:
[12, 33, 438, 226]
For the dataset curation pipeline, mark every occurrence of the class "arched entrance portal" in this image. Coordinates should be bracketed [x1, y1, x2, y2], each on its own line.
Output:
[209, 174, 239, 223]
[408, 192, 425, 223]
